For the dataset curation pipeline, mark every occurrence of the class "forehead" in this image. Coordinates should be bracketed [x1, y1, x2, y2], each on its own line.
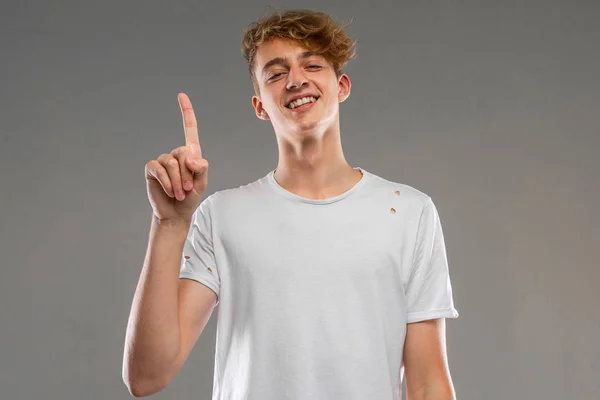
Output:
[255, 38, 322, 68]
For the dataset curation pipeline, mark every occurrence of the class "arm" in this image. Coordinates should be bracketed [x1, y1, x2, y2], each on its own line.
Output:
[403, 318, 456, 400]
[122, 216, 217, 397]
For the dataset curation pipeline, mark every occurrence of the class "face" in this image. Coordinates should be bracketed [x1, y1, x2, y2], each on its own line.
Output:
[251, 38, 351, 137]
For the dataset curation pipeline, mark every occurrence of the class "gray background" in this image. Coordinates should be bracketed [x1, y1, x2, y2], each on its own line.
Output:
[2, 0, 599, 399]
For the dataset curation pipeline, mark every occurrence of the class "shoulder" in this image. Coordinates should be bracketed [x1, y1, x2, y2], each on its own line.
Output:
[361, 169, 433, 212]
[193, 172, 272, 221]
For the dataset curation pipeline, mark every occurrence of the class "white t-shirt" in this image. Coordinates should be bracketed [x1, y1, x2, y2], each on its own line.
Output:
[179, 167, 459, 400]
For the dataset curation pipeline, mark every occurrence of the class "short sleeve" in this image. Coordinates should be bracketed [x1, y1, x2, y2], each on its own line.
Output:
[406, 197, 459, 323]
[179, 195, 221, 304]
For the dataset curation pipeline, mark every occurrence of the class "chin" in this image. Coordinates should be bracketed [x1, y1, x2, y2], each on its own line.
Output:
[292, 119, 321, 133]
[294, 112, 326, 128]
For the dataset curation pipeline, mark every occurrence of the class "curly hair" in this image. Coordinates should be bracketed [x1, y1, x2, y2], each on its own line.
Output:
[241, 9, 357, 94]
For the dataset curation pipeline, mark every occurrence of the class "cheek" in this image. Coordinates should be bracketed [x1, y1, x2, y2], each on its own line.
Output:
[267, 100, 285, 115]
[258, 96, 276, 113]
[263, 88, 284, 109]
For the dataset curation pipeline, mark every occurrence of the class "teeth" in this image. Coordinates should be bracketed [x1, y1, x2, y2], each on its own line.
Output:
[288, 96, 317, 109]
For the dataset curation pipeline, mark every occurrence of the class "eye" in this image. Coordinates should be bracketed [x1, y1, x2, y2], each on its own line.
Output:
[268, 72, 284, 81]
[308, 65, 322, 70]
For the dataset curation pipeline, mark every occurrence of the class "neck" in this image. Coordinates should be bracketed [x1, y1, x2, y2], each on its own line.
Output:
[273, 122, 362, 200]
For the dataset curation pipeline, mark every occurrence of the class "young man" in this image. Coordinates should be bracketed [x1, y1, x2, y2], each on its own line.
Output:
[123, 9, 459, 400]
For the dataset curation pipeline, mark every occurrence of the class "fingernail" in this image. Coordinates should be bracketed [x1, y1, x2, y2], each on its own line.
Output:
[177, 190, 184, 200]
[184, 181, 192, 190]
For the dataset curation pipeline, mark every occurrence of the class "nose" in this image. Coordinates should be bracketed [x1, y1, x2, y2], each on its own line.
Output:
[286, 65, 308, 90]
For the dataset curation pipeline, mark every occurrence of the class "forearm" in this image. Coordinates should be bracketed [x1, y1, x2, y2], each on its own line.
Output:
[406, 382, 456, 400]
[122, 215, 191, 390]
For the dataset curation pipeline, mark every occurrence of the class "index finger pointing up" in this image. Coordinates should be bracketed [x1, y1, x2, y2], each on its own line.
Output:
[177, 92, 202, 159]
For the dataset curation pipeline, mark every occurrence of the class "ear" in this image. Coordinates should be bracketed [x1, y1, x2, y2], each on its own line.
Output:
[252, 95, 270, 120]
[337, 73, 351, 103]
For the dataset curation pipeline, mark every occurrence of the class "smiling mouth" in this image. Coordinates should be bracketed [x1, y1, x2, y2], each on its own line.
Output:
[286, 96, 319, 110]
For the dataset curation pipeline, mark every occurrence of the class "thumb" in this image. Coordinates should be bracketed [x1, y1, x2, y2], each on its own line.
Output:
[191, 158, 209, 180]
[185, 152, 203, 173]
[192, 159, 208, 194]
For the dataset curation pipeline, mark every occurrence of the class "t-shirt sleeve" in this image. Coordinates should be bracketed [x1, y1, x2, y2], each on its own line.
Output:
[179, 195, 221, 305]
[405, 197, 459, 323]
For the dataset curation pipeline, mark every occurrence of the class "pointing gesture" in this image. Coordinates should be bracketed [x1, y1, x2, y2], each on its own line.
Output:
[178, 93, 202, 160]
[145, 93, 210, 222]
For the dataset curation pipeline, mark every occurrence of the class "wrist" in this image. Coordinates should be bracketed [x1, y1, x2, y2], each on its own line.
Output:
[152, 214, 192, 229]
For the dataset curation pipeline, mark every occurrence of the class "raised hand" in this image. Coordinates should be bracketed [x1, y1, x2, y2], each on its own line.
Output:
[145, 93, 209, 222]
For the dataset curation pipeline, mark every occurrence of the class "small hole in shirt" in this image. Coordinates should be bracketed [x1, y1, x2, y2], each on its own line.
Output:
[390, 208, 396, 214]
[394, 190, 400, 195]
[184, 255, 190, 259]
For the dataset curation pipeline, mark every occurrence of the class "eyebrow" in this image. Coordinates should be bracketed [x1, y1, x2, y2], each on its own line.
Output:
[261, 51, 321, 76]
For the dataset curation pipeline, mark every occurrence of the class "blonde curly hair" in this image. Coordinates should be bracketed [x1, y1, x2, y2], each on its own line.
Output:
[241, 9, 357, 94]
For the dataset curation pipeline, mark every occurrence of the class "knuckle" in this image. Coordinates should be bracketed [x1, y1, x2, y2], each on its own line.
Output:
[154, 168, 166, 182]
[167, 158, 180, 168]
[146, 160, 159, 173]
[155, 164, 166, 176]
